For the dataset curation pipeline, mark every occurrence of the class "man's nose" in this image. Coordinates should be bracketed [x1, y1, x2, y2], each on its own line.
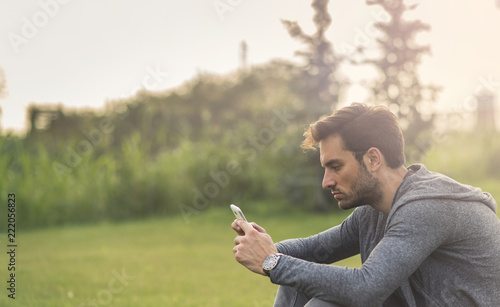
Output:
[322, 170, 336, 190]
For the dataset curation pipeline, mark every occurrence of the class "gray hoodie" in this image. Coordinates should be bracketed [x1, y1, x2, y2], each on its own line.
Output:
[273, 164, 500, 306]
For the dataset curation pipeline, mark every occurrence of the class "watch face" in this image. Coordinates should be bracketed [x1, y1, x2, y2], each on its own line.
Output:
[263, 254, 280, 270]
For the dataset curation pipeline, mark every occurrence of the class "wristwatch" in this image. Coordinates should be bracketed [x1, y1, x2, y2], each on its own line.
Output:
[263, 253, 284, 277]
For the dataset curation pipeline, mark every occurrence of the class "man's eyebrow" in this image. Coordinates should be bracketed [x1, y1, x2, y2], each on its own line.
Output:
[322, 159, 342, 168]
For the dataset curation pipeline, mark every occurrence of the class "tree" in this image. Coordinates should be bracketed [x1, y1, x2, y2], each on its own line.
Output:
[363, 0, 440, 160]
[281, 0, 345, 121]
[281, 0, 347, 210]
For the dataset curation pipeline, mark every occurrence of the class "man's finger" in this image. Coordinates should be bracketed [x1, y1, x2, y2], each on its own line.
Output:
[231, 220, 245, 235]
[234, 235, 242, 246]
[235, 219, 253, 233]
[250, 222, 266, 233]
[231, 219, 241, 230]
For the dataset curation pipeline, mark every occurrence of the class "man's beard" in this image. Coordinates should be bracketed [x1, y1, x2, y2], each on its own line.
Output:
[337, 163, 384, 210]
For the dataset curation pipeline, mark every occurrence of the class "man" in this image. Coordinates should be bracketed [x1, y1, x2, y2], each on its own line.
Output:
[231, 103, 500, 306]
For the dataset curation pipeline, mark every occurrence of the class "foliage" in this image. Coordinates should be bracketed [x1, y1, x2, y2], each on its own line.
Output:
[6, 55, 346, 230]
[26, 60, 301, 152]
[362, 0, 441, 160]
[2, 1, 495, 230]
[3, 125, 498, 231]
[1, 83, 336, 230]
[420, 131, 500, 186]
[281, 0, 345, 121]
[281, 0, 347, 209]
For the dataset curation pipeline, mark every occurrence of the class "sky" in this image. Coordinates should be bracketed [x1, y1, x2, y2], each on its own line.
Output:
[0, 0, 499, 133]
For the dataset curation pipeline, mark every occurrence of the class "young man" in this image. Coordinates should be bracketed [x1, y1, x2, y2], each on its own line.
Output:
[231, 103, 500, 306]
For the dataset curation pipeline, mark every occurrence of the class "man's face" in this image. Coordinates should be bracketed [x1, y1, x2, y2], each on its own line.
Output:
[319, 134, 383, 210]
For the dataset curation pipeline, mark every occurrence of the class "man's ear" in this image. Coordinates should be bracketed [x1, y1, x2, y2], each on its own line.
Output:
[364, 147, 382, 171]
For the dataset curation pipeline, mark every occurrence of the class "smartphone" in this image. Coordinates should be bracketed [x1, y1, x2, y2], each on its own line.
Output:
[230, 204, 247, 221]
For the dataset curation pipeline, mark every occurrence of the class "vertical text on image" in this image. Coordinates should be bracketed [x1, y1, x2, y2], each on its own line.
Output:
[7, 193, 17, 300]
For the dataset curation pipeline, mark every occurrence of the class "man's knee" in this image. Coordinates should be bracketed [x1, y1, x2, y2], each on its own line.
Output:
[305, 297, 344, 307]
[274, 285, 310, 307]
[274, 286, 343, 307]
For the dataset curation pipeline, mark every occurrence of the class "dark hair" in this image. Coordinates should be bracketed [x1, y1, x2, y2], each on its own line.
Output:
[301, 103, 405, 168]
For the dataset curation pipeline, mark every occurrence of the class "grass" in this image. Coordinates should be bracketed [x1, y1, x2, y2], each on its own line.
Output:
[0, 207, 359, 307]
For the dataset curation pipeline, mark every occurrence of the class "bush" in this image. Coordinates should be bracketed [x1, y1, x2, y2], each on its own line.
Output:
[1, 123, 305, 229]
[420, 131, 500, 183]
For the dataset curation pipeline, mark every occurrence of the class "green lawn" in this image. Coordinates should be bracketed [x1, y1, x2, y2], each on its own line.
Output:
[0, 207, 358, 307]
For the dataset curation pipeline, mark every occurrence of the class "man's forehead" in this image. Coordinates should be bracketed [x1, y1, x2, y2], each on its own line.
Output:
[319, 135, 350, 164]
[319, 134, 345, 152]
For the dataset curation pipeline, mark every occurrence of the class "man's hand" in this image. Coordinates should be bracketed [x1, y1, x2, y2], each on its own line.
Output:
[231, 219, 267, 235]
[231, 219, 278, 275]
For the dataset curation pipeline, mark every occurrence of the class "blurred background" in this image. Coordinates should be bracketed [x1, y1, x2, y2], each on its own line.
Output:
[0, 0, 500, 306]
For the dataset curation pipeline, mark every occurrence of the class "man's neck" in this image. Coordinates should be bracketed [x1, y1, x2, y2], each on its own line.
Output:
[371, 166, 408, 215]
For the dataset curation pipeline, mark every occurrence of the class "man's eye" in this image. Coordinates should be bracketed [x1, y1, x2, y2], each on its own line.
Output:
[331, 166, 341, 171]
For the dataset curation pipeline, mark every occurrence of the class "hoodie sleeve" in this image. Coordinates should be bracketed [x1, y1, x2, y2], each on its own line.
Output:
[275, 209, 361, 264]
[269, 201, 454, 306]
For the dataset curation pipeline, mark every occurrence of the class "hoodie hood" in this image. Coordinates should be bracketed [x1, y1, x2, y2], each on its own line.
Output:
[390, 164, 497, 218]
